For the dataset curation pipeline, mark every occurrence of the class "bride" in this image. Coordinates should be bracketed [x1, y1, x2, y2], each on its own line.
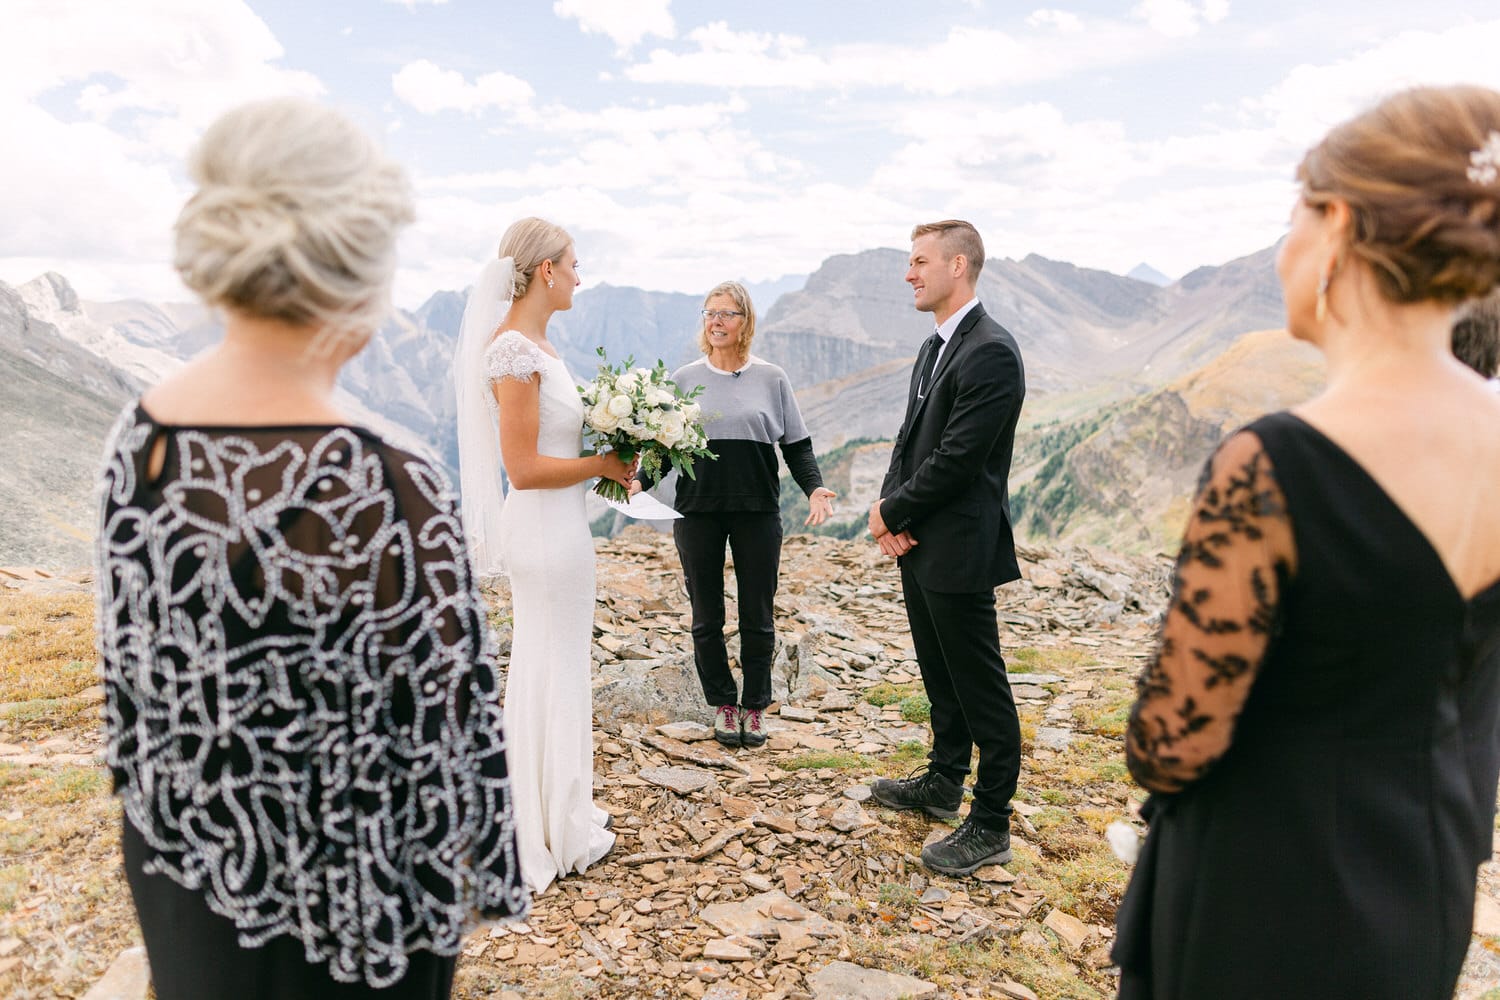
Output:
[453, 217, 632, 894]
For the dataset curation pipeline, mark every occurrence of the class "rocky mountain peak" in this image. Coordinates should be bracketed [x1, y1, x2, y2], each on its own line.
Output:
[19, 272, 82, 319]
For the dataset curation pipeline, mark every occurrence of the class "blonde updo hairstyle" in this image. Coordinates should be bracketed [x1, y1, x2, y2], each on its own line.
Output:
[497, 217, 572, 300]
[173, 98, 414, 349]
[697, 280, 757, 362]
[1297, 85, 1500, 306]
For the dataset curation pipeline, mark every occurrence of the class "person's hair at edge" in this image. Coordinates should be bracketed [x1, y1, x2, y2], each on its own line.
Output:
[1453, 291, 1500, 377]
[1297, 84, 1500, 306]
[911, 219, 986, 283]
[172, 97, 415, 354]
[498, 216, 573, 300]
[697, 280, 757, 361]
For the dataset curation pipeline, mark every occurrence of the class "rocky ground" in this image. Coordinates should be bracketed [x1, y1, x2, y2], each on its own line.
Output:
[2, 533, 1499, 999]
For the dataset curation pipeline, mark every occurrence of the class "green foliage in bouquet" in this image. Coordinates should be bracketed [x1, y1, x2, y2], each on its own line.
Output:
[579, 347, 717, 501]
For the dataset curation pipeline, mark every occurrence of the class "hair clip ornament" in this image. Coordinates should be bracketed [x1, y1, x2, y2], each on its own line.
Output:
[1467, 130, 1500, 185]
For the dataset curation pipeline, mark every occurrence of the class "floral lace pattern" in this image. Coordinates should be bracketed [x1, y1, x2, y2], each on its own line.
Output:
[95, 405, 528, 987]
[483, 331, 549, 412]
[1125, 430, 1296, 793]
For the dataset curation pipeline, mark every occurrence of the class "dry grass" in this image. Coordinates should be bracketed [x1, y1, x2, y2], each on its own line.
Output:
[0, 591, 98, 704]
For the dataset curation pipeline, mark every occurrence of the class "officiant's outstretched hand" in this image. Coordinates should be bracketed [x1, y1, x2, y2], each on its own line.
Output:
[868, 219, 1028, 880]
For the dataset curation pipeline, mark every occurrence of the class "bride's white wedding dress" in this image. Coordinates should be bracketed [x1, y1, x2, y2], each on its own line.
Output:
[484, 330, 614, 895]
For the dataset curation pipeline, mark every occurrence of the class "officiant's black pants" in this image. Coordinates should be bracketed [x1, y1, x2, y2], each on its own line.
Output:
[674, 511, 781, 710]
[901, 565, 1021, 829]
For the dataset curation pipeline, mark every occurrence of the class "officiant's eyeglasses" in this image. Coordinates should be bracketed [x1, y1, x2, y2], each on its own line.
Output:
[702, 310, 745, 320]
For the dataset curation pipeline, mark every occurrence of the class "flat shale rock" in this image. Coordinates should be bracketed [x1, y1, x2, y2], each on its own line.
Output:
[807, 960, 937, 999]
[656, 721, 713, 742]
[639, 765, 715, 795]
[701, 891, 841, 939]
[81, 946, 149, 1000]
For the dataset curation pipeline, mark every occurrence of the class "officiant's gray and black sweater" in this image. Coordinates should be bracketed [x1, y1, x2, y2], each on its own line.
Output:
[645, 356, 823, 514]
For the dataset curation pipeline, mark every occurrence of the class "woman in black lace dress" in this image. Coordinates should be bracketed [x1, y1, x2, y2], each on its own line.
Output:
[94, 99, 527, 999]
[1113, 85, 1500, 999]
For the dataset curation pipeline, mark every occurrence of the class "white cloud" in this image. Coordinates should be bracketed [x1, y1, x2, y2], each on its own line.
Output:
[1132, 0, 1228, 39]
[554, 0, 675, 52]
[0, 0, 325, 302]
[1027, 9, 1084, 33]
[626, 20, 1182, 95]
[1242, 21, 1500, 145]
[391, 60, 535, 115]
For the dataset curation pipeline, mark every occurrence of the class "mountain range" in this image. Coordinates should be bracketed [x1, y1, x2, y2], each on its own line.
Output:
[1, 244, 1312, 567]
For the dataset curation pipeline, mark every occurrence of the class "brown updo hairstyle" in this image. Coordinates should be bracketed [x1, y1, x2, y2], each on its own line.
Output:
[1297, 85, 1500, 305]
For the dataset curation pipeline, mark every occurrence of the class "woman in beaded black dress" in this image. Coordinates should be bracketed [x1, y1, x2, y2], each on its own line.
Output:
[94, 98, 527, 999]
[1111, 85, 1500, 1000]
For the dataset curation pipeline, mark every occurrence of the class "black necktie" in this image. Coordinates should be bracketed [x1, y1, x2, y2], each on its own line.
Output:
[916, 332, 943, 399]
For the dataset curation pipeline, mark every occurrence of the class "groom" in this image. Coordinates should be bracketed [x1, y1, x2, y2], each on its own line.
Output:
[868, 220, 1027, 876]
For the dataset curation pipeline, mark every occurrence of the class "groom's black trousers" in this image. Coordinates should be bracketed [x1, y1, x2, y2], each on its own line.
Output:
[674, 511, 782, 711]
[901, 564, 1021, 828]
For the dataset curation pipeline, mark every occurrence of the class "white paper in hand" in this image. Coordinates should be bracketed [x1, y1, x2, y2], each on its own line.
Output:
[602, 491, 683, 520]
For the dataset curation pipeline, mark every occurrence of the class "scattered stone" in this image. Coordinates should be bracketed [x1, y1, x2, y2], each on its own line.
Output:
[843, 784, 872, 802]
[779, 705, 818, 723]
[657, 721, 713, 743]
[701, 891, 841, 940]
[639, 766, 715, 795]
[997, 981, 1041, 1000]
[1042, 908, 1092, 951]
[829, 801, 875, 832]
[702, 938, 757, 961]
[806, 960, 937, 999]
[974, 865, 1017, 884]
[80, 946, 149, 1000]
[1034, 727, 1073, 751]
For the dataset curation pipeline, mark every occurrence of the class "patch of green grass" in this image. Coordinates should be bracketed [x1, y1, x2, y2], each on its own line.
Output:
[0, 863, 29, 913]
[1008, 829, 1132, 923]
[865, 681, 922, 707]
[884, 740, 928, 771]
[1040, 788, 1070, 806]
[0, 697, 94, 725]
[1009, 645, 1099, 674]
[1073, 694, 1134, 738]
[34, 767, 110, 806]
[877, 882, 918, 912]
[779, 751, 870, 772]
[898, 694, 931, 723]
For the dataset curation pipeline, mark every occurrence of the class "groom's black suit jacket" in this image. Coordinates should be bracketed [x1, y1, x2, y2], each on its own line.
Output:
[879, 303, 1026, 594]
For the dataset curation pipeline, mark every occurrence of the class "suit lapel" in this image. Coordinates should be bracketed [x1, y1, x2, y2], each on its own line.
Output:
[906, 304, 985, 430]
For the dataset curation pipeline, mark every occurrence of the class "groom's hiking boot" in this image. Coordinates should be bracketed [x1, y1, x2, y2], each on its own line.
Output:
[920, 815, 1012, 876]
[739, 707, 767, 748]
[868, 766, 963, 819]
[713, 705, 742, 748]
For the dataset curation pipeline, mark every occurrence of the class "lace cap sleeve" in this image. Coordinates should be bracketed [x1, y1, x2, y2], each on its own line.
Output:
[485, 331, 546, 386]
[1125, 429, 1296, 793]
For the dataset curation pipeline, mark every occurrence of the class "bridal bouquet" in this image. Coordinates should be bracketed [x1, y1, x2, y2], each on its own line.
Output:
[579, 348, 715, 502]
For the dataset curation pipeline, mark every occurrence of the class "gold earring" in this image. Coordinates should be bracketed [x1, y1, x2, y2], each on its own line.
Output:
[1315, 272, 1330, 323]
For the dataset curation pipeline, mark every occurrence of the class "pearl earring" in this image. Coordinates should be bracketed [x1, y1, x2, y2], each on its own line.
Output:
[547, 278, 555, 289]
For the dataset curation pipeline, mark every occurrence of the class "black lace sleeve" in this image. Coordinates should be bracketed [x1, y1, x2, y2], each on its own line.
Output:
[1125, 430, 1296, 793]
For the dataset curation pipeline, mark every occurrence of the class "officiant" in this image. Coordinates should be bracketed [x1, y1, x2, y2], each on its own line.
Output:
[631, 280, 836, 751]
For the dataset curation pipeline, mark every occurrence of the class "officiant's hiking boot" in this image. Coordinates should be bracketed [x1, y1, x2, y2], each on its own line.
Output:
[713, 705, 742, 748]
[739, 707, 767, 748]
[921, 815, 1013, 876]
[868, 766, 963, 819]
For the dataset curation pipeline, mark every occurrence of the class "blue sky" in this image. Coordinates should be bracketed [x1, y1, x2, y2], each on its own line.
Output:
[5, 0, 1500, 309]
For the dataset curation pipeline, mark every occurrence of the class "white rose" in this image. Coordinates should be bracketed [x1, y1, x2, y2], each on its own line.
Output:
[682, 401, 701, 421]
[607, 394, 633, 417]
[656, 413, 686, 447]
[644, 410, 664, 429]
[590, 400, 620, 432]
[615, 371, 639, 391]
[632, 366, 652, 380]
[647, 388, 674, 407]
